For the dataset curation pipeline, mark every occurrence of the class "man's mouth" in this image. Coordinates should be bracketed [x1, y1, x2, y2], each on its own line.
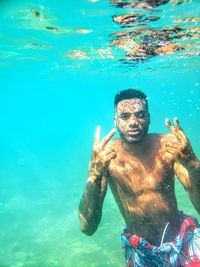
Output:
[127, 130, 140, 136]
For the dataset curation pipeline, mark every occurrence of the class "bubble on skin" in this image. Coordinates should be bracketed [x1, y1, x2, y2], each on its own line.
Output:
[132, 103, 143, 109]
[117, 99, 147, 117]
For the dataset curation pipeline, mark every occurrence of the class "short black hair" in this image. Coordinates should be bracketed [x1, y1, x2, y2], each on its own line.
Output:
[114, 89, 148, 110]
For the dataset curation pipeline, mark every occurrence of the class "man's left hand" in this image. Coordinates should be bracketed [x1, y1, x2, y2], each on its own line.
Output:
[164, 117, 195, 165]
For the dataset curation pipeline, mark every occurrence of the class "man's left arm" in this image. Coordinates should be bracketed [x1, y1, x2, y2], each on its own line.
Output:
[174, 158, 200, 213]
[165, 118, 200, 213]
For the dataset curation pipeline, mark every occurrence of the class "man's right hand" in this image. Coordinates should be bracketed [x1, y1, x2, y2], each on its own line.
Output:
[88, 126, 116, 182]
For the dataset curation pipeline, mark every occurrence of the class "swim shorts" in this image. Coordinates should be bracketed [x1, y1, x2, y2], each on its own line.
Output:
[121, 212, 200, 267]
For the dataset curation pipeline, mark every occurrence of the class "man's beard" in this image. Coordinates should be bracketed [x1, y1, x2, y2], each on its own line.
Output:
[118, 127, 149, 144]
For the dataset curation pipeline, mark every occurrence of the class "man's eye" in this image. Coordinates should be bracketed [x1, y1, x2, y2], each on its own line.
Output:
[136, 112, 146, 119]
[120, 113, 130, 120]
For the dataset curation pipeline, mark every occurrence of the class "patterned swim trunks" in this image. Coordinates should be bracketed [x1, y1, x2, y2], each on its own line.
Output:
[121, 212, 200, 267]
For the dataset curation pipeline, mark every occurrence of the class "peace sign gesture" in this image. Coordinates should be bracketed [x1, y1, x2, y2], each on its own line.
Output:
[165, 117, 195, 164]
[89, 126, 116, 180]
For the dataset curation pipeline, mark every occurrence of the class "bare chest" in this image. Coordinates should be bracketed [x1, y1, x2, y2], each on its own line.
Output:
[108, 152, 173, 194]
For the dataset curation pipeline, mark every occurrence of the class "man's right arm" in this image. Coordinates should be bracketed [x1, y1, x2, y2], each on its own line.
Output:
[78, 126, 116, 236]
[78, 171, 108, 235]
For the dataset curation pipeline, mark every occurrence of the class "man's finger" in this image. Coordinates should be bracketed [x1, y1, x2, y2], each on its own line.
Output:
[174, 117, 182, 130]
[165, 142, 179, 149]
[103, 152, 116, 163]
[174, 117, 187, 140]
[100, 147, 116, 157]
[101, 128, 116, 148]
[165, 118, 176, 135]
[93, 126, 101, 146]
[165, 118, 182, 140]
[165, 147, 177, 154]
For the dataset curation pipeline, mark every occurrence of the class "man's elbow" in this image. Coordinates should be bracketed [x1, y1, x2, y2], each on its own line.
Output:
[78, 211, 98, 236]
[80, 223, 97, 236]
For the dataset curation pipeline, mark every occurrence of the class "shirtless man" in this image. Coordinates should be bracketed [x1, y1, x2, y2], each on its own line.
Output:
[79, 89, 200, 266]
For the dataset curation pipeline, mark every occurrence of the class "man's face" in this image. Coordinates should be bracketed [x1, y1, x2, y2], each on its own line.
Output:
[115, 98, 150, 144]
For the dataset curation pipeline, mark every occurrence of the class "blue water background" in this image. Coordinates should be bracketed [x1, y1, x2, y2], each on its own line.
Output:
[0, 0, 200, 266]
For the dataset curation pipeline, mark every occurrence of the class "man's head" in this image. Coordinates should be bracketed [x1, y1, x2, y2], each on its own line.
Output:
[114, 89, 150, 144]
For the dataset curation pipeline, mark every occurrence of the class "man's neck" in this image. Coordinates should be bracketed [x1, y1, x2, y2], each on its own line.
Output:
[120, 134, 150, 155]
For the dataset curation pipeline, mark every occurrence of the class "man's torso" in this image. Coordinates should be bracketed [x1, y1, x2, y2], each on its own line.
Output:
[108, 133, 180, 245]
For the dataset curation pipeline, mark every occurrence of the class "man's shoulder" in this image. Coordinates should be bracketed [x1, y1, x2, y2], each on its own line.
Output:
[148, 133, 162, 142]
[159, 133, 176, 142]
[149, 133, 174, 139]
[108, 138, 122, 152]
[148, 133, 175, 147]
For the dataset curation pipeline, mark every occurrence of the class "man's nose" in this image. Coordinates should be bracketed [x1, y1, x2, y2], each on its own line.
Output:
[128, 116, 139, 126]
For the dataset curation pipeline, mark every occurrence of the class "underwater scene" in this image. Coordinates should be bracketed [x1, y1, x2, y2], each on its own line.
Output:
[0, 0, 200, 266]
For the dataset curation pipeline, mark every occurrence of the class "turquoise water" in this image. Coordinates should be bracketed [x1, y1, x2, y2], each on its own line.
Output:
[0, 0, 200, 266]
